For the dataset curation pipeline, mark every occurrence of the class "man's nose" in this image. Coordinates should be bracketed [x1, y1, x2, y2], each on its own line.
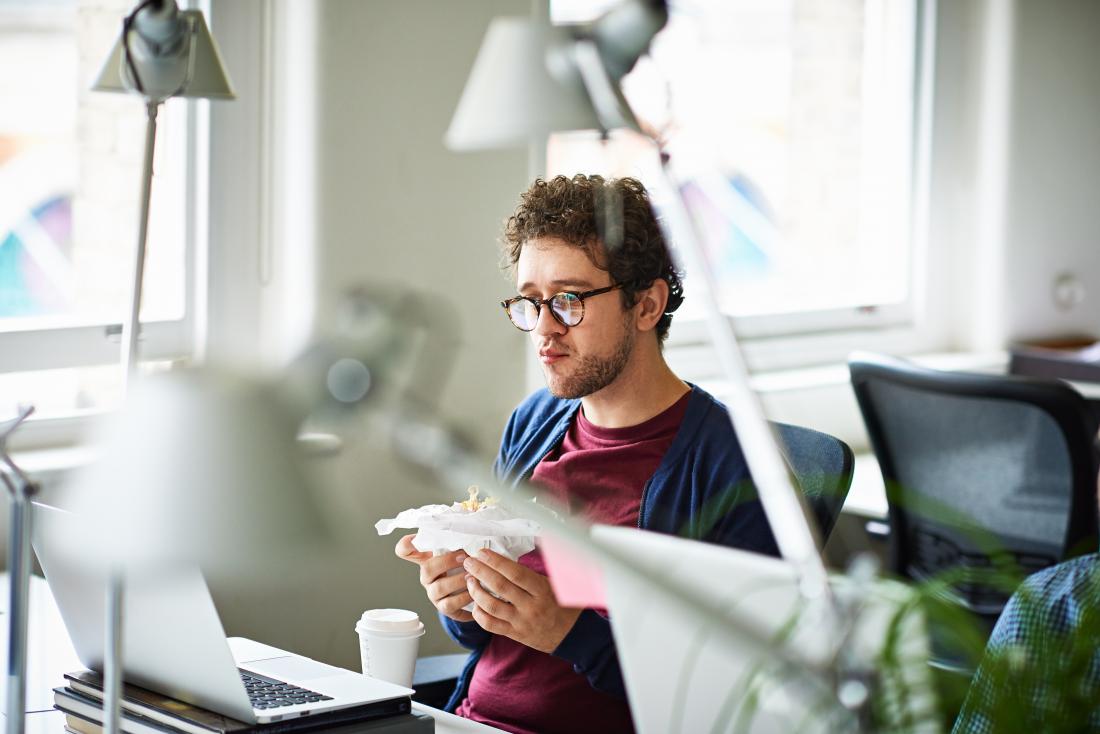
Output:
[533, 304, 566, 337]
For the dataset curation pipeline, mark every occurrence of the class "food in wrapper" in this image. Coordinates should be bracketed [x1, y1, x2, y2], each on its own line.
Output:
[376, 486, 541, 611]
[458, 486, 498, 512]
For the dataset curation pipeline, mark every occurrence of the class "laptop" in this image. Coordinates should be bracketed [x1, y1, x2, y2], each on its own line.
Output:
[32, 503, 414, 724]
[591, 525, 937, 734]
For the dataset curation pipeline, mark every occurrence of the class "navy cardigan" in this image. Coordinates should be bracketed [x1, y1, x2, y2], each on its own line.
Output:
[441, 384, 780, 712]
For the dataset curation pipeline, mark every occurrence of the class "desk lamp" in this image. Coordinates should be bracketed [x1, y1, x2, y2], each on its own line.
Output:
[91, 0, 235, 386]
[72, 3, 236, 731]
[55, 369, 330, 734]
[446, 0, 830, 605]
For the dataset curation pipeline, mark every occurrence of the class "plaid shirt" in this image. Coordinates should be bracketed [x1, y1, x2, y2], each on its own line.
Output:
[952, 553, 1100, 734]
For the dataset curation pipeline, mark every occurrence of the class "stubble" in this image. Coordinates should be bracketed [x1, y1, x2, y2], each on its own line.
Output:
[545, 319, 635, 399]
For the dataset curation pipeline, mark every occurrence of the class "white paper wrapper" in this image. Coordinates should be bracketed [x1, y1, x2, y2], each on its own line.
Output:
[376, 503, 539, 557]
[374, 504, 453, 536]
[376, 502, 541, 613]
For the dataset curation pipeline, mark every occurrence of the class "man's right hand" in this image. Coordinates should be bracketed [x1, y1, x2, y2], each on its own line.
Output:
[395, 534, 475, 623]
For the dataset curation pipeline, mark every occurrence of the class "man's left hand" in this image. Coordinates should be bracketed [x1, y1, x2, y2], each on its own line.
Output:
[463, 549, 582, 653]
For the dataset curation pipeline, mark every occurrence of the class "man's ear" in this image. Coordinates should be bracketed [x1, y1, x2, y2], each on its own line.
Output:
[633, 279, 669, 333]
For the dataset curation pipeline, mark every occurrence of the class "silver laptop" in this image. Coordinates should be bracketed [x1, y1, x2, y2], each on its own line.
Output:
[33, 503, 414, 724]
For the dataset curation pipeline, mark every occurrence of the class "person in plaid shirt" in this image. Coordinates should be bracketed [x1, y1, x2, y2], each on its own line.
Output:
[951, 552, 1100, 733]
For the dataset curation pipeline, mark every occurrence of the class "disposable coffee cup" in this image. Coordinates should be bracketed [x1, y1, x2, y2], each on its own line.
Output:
[354, 609, 425, 689]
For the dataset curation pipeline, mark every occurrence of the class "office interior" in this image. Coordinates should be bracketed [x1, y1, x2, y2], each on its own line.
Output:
[2, 0, 1099, 698]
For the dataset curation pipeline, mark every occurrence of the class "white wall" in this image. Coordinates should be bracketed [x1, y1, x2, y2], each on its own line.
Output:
[933, 0, 1100, 351]
[1000, 0, 1100, 343]
[206, 0, 530, 669]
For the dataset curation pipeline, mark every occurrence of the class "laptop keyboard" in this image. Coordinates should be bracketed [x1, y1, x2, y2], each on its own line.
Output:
[239, 669, 334, 710]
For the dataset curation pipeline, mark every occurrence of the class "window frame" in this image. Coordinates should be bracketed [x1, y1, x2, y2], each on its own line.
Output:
[0, 1, 203, 373]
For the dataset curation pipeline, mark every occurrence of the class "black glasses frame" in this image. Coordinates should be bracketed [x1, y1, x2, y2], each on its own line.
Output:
[500, 284, 623, 332]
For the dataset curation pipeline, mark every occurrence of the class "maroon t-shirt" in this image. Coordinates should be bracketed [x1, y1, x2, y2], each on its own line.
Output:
[457, 392, 691, 734]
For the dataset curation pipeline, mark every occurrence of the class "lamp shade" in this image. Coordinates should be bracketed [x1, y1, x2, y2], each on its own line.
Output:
[446, 17, 610, 151]
[92, 9, 234, 101]
[55, 369, 326, 577]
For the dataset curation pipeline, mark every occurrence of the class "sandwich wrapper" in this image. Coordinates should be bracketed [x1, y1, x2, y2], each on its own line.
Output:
[376, 497, 541, 611]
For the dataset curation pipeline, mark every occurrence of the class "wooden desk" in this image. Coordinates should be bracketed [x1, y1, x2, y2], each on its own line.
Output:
[0, 574, 501, 733]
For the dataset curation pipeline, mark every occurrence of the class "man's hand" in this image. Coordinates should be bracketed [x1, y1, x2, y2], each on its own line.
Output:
[463, 549, 581, 653]
[394, 534, 474, 623]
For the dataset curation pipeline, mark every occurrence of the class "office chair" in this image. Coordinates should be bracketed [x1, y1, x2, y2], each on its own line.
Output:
[773, 421, 855, 541]
[411, 421, 855, 710]
[848, 351, 1100, 673]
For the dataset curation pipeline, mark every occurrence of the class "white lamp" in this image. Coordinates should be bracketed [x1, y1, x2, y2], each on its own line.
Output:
[445, 18, 628, 151]
[56, 368, 330, 734]
[60, 370, 328, 568]
[81, 4, 237, 729]
[91, 0, 235, 386]
[91, 3, 234, 102]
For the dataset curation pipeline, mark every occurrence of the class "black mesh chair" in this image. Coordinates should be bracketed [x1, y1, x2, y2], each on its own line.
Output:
[848, 352, 1100, 670]
[412, 421, 855, 710]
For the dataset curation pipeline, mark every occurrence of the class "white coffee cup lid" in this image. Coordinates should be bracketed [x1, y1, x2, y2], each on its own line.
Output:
[356, 608, 423, 634]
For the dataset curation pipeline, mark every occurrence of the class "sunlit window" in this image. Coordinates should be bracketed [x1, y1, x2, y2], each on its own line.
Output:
[0, 0, 191, 418]
[548, 0, 918, 332]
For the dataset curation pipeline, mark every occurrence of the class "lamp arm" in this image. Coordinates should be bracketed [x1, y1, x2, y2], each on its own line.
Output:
[566, 38, 834, 609]
[120, 101, 160, 388]
[569, 39, 640, 134]
[645, 154, 832, 596]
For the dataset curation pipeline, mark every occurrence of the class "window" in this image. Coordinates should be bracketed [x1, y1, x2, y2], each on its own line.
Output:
[547, 0, 928, 349]
[0, 0, 197, 423]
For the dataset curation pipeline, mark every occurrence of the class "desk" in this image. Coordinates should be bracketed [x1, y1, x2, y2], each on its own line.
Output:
[840, 453, 888, 520]
[2, 709, 498, 734]
[0, 575, 501, 733]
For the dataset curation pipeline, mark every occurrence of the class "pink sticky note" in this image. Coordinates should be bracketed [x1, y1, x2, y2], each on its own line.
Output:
[540, 531, 606, 609]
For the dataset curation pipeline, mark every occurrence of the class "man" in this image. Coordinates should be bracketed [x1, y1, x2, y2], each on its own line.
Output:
[951, 552, 1100, 733]
[396, 174, 778, 733]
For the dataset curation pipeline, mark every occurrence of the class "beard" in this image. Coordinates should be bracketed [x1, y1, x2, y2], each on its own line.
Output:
[544, 322, 635, 399]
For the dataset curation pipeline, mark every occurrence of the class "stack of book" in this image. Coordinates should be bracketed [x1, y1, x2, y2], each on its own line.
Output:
[53, 670, 434, 734]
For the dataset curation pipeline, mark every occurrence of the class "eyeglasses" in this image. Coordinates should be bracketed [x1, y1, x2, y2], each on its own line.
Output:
[500, 284, 623, 332]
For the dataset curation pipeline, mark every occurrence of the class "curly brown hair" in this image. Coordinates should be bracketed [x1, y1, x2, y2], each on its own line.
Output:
[502, 174, 685, 342]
